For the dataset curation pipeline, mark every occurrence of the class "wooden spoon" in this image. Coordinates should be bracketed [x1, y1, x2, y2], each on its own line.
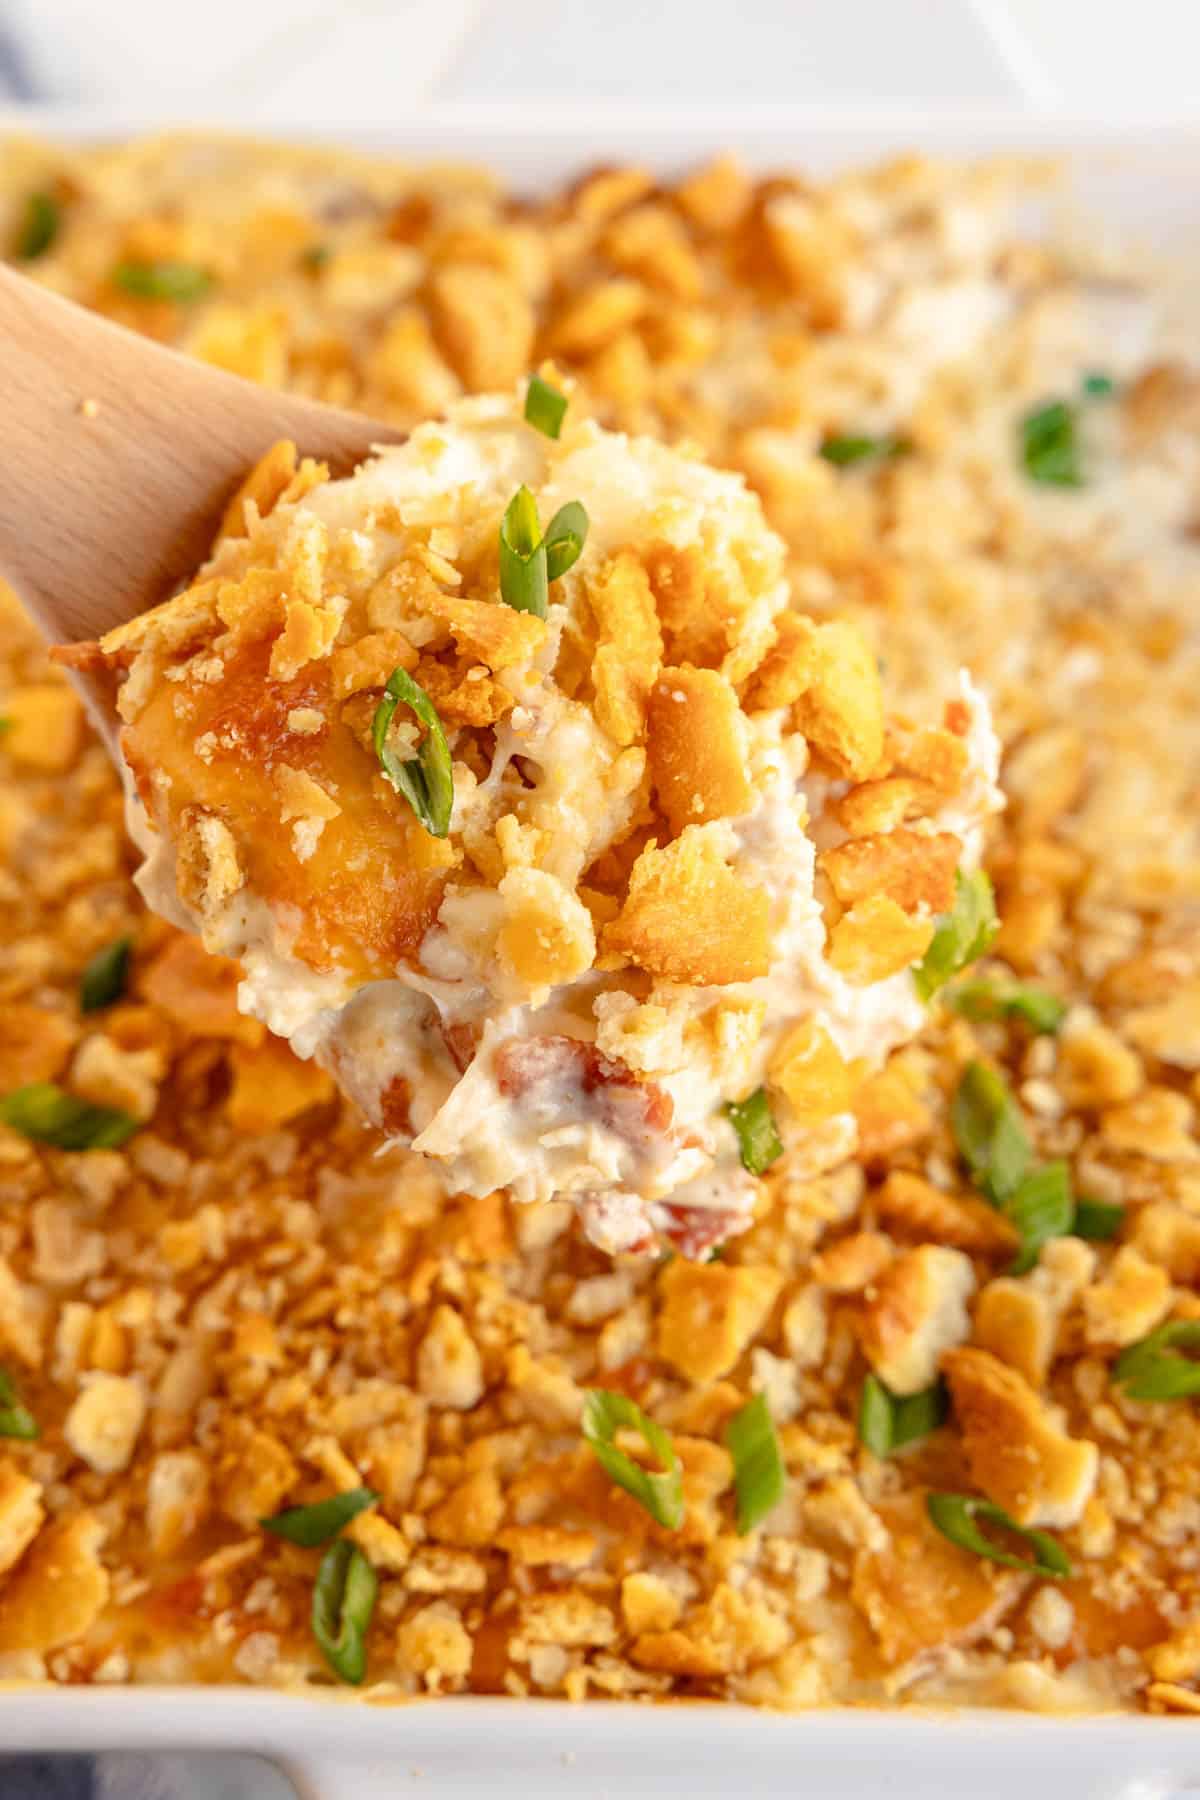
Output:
[0, 262, 403, 665]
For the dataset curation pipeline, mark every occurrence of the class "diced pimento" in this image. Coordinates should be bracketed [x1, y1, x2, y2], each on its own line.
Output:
[494, 1036, 676, 1144]
[657, 1201, 751, 1261]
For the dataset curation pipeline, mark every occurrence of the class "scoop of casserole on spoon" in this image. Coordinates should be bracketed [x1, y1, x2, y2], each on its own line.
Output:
[0, 267, 1002, 1259]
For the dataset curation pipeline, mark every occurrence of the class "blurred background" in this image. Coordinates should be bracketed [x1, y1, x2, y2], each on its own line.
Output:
[0, 0, 1196, 117]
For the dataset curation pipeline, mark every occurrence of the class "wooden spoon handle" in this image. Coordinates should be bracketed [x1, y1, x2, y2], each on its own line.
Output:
[0, 265, 399, 645]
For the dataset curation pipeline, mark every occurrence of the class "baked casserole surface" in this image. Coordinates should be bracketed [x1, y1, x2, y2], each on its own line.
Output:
[1, 134, 1199, 1711]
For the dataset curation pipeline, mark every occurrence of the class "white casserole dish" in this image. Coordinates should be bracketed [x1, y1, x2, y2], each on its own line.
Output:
[3, 105, 1200, 1799]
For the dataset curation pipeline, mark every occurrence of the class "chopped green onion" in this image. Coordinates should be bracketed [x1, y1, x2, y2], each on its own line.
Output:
[524, 374, 568, 439]
[857, 1374, 894, 1458]
[301, 244, 331, 271]
[819, 434, 907, 468]
[951, 1061, 1032, 1208]
[1020, 399, 1083, 487]
[371, 666, 453, 839]
[726, 1394, 785, 1534]
[0, 1083, 138, 1151]
[726, 1087, 783, 1176]
[15, 191, 60, 261]
[953, 1064, 1074, 1273]
[0, 717, 11, 734]
[498, 485, 549, 618]
[498, 487, 589, 615]
[543, 501, 589, 582]
[926, 1492, 1071, 1578]
[948, 978, 1066, 1036]
[1072, 1196, 1124, 1242]
[80, 936, 132, 1014]
[1014, 989, 1067, 1034]
[1114, 1321, 1200, 1401]
[890, 1385, 948, 1448]
[311, 1539, 377, 1685]
[262, 1486, 379, 1547]
[112, 260, 213, 303]
[582, 1389, 683, 1530]
[858, 1374, 947, 1457]
[1082, 371, 1115, 398]
[0, 1367, 38, 1441]
[913, 869, 998, 1003]
[1006, 1159, 1074, 1276]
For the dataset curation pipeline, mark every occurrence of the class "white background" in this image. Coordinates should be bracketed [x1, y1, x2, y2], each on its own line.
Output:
[1, 0, 1199, 115]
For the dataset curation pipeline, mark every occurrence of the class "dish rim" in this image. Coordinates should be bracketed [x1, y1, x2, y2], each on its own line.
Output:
[1, 106, 1198, 1785]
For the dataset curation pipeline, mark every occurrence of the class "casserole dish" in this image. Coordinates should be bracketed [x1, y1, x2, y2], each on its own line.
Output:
[3, 105, 1200, 1798]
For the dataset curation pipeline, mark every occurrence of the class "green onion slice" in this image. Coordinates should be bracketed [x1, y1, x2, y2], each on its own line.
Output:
[1020, 399, 1083, 487]
[498, 486, 549, 618]
[301, 244, 331, 271]
[1114, 1321, 1200, 1401]
[81, 936, 132, 1013]
[261, 1486, 379, 1547]
[311, 1539, 378, 1685]
[948, 978, 1066, 1035]
[498, 488, 589, 614]
[726, 1087, 783, 1176]
[726, 1393, 785, 1534]
[858, 1373, 894, 1458]
[0, 1083, 138, 1151]
[1082, 371, 1115, 398]
[913, 868, 998, 1002]
[951, 1061, 1032, 1208]
[891, 1382, 948, 1450]
[0, 1367, 38, 1441]
[819, 434, 907, 467]
[15, 191, 60, 261]
[723, 1389, 788, 1533]
[371, 667, 453, 839]
[543, 501, 589, 582]
[953, 1065, 1074, 1272]
[524, 374, 568, 439]
[582, 1388, 684, 1530]
[112, 260, 213, 302]
[926, 1492, 1071, 1577]
[1072, 1196, 1124, 1242]
[858, 1374, 947, 1458]
[1006, 1159, 1074, 1276]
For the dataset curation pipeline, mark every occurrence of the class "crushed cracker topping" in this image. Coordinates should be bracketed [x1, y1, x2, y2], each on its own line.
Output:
[0, 135, 1194, 1715]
